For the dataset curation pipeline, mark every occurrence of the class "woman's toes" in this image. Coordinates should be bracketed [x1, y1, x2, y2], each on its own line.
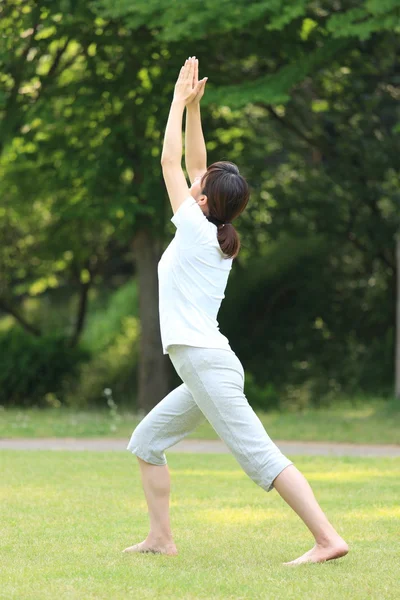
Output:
[282, 541, 349, 565]
[122, 540, 177, 555]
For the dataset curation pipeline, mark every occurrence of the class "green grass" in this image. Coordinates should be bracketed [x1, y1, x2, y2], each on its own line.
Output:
[1, 397, 399, 444]
[1, 451, 399, 599]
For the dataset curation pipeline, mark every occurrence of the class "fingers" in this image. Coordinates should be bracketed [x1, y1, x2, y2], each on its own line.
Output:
[185, 57, 194, 81]
[183, 56, 196, 77]
[183, 58, 189, 79]
[193, 59, 198, 87]
[180, 56, 203, 90]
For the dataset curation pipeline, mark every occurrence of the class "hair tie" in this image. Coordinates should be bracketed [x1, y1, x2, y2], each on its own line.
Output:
[207, 215, 232, 227]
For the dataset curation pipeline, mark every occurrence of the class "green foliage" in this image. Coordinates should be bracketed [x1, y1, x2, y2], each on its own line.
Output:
[242, 372, 281, 412]
[91, 0, 277, 41]
[327, 2, 400, 40]
[63, 315, 140, 408]
[266, 0, 308, 31]
[63, 282, 140, 408]
[0, 327, 90, 407]
[203, 39, 349, 108]
[92, 0, 399, 42]
[223, 232, 395, 403]
[81, 281, 139, 353]
[0, 0, 399, 408]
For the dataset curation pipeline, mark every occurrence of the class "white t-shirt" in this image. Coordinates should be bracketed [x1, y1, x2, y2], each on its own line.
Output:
[157, 194, 233, 355]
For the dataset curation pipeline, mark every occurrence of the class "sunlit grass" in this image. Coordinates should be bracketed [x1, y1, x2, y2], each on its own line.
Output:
[1, 396, 399, 443]
[1, 451, 399, 599]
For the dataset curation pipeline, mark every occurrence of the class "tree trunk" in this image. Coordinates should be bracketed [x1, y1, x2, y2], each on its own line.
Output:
[395, 235, 400, 399]
[132, 228, 170, 414]
[69, 280, 91, 348]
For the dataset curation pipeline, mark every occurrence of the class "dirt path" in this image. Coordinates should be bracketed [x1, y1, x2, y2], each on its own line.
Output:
[1, 438, 400, 456]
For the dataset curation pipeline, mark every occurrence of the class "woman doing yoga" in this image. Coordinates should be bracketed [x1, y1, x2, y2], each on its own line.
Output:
[123, 56, 349, 565]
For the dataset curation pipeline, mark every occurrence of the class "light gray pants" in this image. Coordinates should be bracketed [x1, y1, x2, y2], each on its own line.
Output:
[127, 344, 293, 493]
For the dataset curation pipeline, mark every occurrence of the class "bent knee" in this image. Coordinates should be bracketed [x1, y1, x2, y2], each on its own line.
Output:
[127, 427, 167, 466]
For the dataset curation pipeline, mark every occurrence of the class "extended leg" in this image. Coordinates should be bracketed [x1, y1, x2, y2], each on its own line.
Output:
[169, 345, 349, 566]
[272, 464, 349, 565]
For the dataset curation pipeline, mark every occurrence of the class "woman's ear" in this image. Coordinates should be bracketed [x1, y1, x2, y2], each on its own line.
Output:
[199, 193, 208, 205]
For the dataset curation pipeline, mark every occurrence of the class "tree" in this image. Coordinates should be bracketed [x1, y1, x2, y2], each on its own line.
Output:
[1, 0, 399, 408]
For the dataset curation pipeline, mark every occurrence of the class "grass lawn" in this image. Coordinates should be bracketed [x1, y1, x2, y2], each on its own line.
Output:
[1, 451, 399, 599]
[1, 397, 399, 444]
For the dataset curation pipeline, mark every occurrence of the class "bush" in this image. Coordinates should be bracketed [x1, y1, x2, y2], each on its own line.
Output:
[0, 326, 91, 407]
[244, 371, 281, 411]
[63, 315, 140, 409]
[61, 281, 140, 409]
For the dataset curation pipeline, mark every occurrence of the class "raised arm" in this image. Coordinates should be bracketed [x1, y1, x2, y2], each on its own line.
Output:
[185, 58, 208, 184]
[161, 56, 207, 215]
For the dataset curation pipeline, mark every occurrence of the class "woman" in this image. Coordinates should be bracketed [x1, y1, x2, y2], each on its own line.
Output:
[123, 56, 349, 565]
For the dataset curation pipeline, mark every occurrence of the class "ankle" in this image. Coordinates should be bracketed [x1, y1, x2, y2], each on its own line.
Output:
[316, 531, 345, 548]
[148, 531, 174, 544]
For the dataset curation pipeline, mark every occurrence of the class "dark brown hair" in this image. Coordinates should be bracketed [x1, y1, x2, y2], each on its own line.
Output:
[200, 161, 249, 260]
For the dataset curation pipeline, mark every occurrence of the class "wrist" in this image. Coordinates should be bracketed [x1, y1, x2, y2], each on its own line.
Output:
[186, 102, 200, 111]
[172, 98, 186, 109]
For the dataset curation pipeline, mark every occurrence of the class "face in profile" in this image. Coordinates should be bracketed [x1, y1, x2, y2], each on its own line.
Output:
[189, 174, 202, 197]
[189, 174, 208, 213]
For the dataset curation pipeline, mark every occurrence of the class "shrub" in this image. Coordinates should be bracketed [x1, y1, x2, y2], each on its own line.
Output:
[0, 326, 91, 407]
[63, 315, 140, 409]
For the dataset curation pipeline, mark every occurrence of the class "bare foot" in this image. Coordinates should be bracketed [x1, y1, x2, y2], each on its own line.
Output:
[283, 537, 349, 566]
[122, 538, 178, 556]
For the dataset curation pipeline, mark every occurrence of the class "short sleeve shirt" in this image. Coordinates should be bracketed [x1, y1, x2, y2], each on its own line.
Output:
[157, 195, 233, 355]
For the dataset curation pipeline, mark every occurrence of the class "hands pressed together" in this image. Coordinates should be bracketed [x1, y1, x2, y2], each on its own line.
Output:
[173, 55, 208, 107]
[161, 55, 207, 164]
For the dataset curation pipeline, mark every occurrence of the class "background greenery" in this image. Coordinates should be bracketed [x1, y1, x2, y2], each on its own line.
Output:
[1, 0, 399, 411]
[1, 397, 400, 443]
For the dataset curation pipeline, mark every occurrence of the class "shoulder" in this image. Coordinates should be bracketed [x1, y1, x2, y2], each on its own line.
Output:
[171, 195, 216, 247]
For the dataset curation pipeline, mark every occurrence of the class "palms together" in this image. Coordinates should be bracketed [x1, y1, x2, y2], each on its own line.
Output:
[174, 56, 208, 106]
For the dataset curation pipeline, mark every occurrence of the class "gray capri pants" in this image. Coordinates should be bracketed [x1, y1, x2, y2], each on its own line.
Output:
[127, 344, 293, 493]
